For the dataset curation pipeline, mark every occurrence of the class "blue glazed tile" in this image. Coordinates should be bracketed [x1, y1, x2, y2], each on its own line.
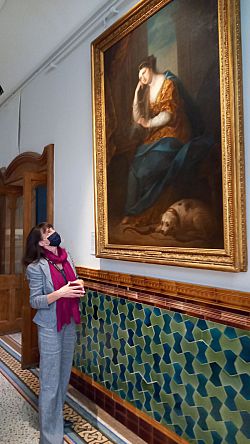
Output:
[87, 314, 92, 329]
[224, 386, 237, 411]
[197, 374, 208, 397]
[87, 336, 92, 351]
[184, 352, 195, 374]
[135, 319, 143, 337]
[197, 341, 208, 364]
[153, 353, 161, 373]
[173, 424, 183, 436]
[224, 350, 237, 375]
[154, 411, 162, 421]
[163, 313, 172, 334]
[173, 363, 183, 384]
[128, 329, 134, 347]
[93, 304, 98, 320]
[93, 327, 99, 343]
[173, 393, 183, 416]
[144, 363, 152, 383]
[135, 345, 143, 364]
[135, 302, 143, 311]
[106, 295, 111, 302]
[99, 294, 104, 311]
[184, 320, 195, 342]
[185, 415, 195, 439]
[173, 332, 182, 353]
[105, 357, 111, 373]
[197, 406, 208, 430]
[211, 431, 223, 444]
[135, 373, 143, 392]
[144, 336, 152, 355]
[119, 338, 126, 356]
[240, 374, 250, 400]
[135, 399, 143, 409]
[120, 313, 126, 330]
[210, 362, 222, 387]
[106, 310, 111, 325]
[224, 326, 237, 339]
[153, 382, 162, 402]
[163, 343, 171, 364]
[119, 297, 126, 305]
[127, 355, 134, 373]
[99, 342, 104, 357]
[144, 308, 152, 326]
[99, 318, 104, 334]
[105, 332, 111, 349]
[173, 312, 183, 323]
[163, 403, 172, 423]
[225, 421, 238, 443]
[153, 325, 161, 345]
[113, 298, 119, 315]
[197, 319, 208, 331]
[210, 397, 222, 421]
[185, 383, 195, 406]
[210, 328, 222, 352]
[240, 411, 250, 438]
[120, 363, 126, 382]
[113, 323, 119, 340]
[163, 372, 171, 394]
[111, 373, 118, 390]
[153, 307, 161, 316]
[119, 390, 126, 400]
[143, 392, 152, 411]
[239, 336, 250, 363]
[127, 303, 134, 321]
[99, 364, 104, 381]
[112, 348, 118, 365]
[127, 381, 134, 399]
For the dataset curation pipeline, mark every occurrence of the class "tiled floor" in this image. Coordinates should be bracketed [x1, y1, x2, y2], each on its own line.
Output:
[0, 334, 146, 444]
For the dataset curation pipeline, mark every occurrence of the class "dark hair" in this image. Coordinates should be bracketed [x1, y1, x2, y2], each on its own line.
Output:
[138, 54, 157, 73]
[23, 222, 53, 267]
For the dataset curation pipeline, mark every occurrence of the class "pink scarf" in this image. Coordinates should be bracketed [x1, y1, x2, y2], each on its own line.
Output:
[42, 247, 80, 331]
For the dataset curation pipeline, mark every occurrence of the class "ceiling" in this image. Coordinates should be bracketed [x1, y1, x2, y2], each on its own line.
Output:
[0, 0, 109, 106]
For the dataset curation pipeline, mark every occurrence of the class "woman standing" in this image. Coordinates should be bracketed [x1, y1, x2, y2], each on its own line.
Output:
[23, 222, 85, 444]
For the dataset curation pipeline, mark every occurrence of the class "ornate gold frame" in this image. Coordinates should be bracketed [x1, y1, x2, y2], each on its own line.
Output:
[92, 0, 246, 271]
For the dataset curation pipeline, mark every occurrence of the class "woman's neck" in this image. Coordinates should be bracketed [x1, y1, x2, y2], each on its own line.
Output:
[43, 246, 58, 256]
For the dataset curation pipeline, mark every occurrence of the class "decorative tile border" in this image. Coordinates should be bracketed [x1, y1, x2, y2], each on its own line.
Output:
[77, 267, 250, 329]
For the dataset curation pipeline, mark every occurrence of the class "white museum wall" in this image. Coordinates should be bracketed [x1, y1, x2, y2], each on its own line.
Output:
[0, 0, 250, 291]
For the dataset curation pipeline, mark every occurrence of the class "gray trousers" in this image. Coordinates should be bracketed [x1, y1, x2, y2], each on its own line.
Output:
[38, 321, 76, 444]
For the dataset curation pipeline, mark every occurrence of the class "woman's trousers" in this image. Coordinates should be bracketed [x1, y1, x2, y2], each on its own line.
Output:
[38, 321, 76, 444]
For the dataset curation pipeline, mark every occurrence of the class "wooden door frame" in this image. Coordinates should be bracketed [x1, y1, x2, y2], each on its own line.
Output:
[0, 144, 54, 367]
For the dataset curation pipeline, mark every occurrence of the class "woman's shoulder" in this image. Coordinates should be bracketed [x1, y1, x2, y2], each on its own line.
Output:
[26, 258, 47, 273]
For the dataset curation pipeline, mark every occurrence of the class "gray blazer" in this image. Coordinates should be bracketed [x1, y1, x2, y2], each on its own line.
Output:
[26, 253, 77, 328]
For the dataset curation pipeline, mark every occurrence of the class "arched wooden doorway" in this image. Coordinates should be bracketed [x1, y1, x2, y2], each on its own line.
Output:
[0, 144, 54, 368]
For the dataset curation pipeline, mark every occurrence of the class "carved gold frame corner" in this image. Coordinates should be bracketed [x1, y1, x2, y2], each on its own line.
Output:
[92, 0, 246, 271]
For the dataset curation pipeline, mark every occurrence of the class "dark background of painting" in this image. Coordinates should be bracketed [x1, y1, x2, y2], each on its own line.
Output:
[104, 0, 223, 248]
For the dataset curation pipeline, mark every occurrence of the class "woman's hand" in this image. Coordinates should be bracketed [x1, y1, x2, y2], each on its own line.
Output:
[56, 282, 85, 299]
[137, 117, 150, 128]
[134, 80, 143, 96]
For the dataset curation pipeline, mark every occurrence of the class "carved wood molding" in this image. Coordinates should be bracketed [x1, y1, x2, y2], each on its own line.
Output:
[2, 144, 54, 185]
[76, 267, 250, 328]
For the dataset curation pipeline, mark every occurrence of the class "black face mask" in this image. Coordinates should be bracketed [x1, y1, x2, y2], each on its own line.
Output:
[47, 231, 61, 247]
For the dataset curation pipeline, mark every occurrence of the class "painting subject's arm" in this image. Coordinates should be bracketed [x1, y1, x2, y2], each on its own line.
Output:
[132, 81, 143, 123]
[148, 111, 171, 128]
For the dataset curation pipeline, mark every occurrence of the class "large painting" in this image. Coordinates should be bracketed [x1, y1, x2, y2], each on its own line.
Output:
[92, 0, 246, 271]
